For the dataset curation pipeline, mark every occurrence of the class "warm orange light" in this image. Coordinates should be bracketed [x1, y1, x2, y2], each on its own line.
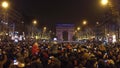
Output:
[101, 0, 108, 6]
[2, 1, 9, 9]
[44, 27, 47, 30]
[83, 20, 87, 25]
[77, 27, 81, 31]
[33, 20, 37, 25]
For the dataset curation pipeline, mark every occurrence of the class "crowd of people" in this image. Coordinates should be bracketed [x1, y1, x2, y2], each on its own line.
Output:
[0, 40, 120, 68]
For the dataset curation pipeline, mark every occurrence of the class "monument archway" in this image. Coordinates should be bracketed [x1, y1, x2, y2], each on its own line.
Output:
[62, 31, 68, 41]
[56, 24, 74, 41]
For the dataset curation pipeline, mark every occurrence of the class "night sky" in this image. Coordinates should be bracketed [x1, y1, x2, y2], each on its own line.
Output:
[10, 0, 105, 29]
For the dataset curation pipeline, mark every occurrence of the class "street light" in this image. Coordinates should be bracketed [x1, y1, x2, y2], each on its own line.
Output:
[77, 27, 81, 40]
[83, 20, 87, 25]
[2, 1, 9, 9]
[42, 27, 47, 39]
[101, 0, 108, 6]
[1, 1, 9, 39]
[43, 27, 47, 32]
[43, 27, 47, 30]
[82, 20, 88, 39]
[31, 20, 37, 38]
[77, 27, 81, 31]
[33, 20, 37, 25]
[100, 0, 120, 41]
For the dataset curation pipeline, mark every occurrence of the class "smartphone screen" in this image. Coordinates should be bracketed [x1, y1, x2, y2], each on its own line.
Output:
[13, 59, 18, 65]
[104, 60, 107, 63]
[14, 39, 18, 43]
[74, 49, 77, 51]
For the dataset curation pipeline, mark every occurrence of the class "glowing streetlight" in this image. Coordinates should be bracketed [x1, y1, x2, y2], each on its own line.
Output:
[101, 0, 108, 6]
[1, 1, 9, 37]
[2, 1, 9, 9]
[83, 20, 87, 25]
[44, 27, 47, 30]
[77, 27, 81, 31]
[32, 20, 37, 38]
[33, 20, 37, 25]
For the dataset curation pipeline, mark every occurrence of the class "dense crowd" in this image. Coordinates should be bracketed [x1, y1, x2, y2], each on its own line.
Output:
[0, 40, 120, 68]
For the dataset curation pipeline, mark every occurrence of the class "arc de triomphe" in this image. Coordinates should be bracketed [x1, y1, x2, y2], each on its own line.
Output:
[56, 24, 74, 41]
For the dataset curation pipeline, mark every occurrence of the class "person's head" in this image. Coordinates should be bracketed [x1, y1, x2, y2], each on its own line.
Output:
[36, 57, 41, 63]
[98, 59, 106, 68]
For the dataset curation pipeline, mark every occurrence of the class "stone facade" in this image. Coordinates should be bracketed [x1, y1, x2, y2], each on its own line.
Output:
[56, 24, 74, 41]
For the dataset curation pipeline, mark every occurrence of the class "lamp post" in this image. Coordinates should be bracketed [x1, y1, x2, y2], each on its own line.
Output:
[1, 1, 9, 39]
[101, 0, 108, 6]
[77, 27, 81, 40]
[100, 0, 120, 42]
[33, 20, 37, 25]
[1, 1, 9, 25]
[77, 27, 81, 31]
[2, 1, 9, 9]
[43, 27, 47, 31]
[32, 20, 37, 38]
[83, 20, 87, 25]
[42, 27, 47, 39]
[82, 20, 88, 39]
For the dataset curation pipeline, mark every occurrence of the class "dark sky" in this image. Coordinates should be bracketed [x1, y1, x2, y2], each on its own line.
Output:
[10, 0, 105, 28]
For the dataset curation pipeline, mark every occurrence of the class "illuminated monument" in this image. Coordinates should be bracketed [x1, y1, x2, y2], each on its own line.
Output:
[56, 24, 74, 41]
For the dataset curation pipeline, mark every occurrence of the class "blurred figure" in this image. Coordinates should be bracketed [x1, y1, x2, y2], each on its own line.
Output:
[32, 42, 40, 55]
[30, 57, 43, 68]
[47, 56, 61, 68]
